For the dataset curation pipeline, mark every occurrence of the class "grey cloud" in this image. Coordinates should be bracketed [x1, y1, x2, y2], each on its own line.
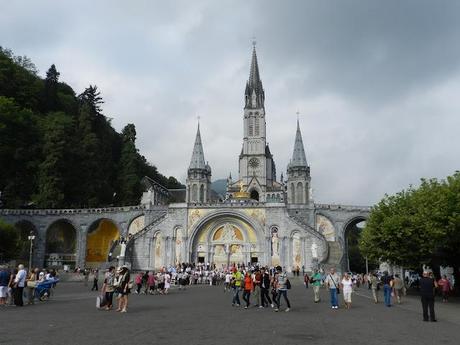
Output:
[1, 0, 459, 206]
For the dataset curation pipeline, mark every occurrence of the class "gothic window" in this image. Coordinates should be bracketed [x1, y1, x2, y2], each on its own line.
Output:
[290, 183, 295, 203]
[296, 182, 303, 204]
[249, 117, 254, 136]
[255, 117, 260, 136]
[199, 184, 205, 203]
[191, 184, 198, 202]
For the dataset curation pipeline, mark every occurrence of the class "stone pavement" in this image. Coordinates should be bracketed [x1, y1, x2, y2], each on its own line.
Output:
[1, 278, 459, 345]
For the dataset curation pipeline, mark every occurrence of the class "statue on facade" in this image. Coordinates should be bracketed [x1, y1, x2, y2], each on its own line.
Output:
[271, 230, 279, 257]
[311, 241, 318, 259]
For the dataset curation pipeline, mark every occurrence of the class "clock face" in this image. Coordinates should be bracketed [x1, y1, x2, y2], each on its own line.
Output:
[249, 157, 260, 169]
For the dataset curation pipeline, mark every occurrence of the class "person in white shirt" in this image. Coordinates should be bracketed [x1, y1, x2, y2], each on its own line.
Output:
[14, 264, 27, 306]
[324, 267, 340, 309]
[341, 273, 354, 309]
[224, 272, 232, 292]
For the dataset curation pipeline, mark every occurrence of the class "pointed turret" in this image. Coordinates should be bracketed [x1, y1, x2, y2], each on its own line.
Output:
[186, 123, 212, 203]
[245, 45, 265, 109]
[289, 119, 308, 168]
[286, 119, 311, 204]
[189, 123, 207, 170]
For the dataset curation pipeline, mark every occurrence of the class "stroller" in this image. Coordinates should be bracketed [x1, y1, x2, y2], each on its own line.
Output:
[34, 278, 59, 301]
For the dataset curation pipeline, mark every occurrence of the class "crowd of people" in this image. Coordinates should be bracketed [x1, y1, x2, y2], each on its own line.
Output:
[0, 264, 59, 307]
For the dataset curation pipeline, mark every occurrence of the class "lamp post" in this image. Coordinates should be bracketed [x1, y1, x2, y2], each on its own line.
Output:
[28, 231, 36, 272]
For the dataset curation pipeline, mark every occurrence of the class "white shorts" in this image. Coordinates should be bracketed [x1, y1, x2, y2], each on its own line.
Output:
[343, 291, 352, 303]
[0, 286, 7, 298]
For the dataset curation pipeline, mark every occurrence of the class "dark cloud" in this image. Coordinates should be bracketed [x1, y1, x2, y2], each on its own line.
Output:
[1, 0, 459, 205]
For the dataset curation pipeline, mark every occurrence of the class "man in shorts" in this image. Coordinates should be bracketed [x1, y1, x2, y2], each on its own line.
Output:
[0, 265, 10, 306]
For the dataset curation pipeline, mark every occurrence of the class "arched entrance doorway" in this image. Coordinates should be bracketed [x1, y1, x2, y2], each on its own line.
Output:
[45, 219, 77, 268]
[14, 220, 38, 263]
[189, 212, 262, 269]
[86, 219, 120, 267]
[343, 217, 375, 273]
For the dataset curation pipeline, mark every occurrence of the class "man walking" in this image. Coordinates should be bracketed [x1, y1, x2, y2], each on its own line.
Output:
[311, 269, 322, 303]
[325, 267, 340, 309]
[381, 271, 393, 307]
[13, 264, 26, 306]
[252, 268, 261, 307]
[420, 270, 437, 322]
[369, 272, 379, 303]
[231, 268, 243, 307]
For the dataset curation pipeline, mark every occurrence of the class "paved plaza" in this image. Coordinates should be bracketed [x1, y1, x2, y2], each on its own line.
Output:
[1, 278, 459, 345]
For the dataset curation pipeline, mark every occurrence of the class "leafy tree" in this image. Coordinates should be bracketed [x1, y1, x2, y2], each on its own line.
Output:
[34, 112, 74, 208]
[42, 64, 60, 112]
[0, 220, 19, 260]
[360, 172, 460, 274]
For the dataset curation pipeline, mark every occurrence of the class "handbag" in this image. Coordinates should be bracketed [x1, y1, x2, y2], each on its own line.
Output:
[27, 281, 36, 288]
[286, 279, 291, 290]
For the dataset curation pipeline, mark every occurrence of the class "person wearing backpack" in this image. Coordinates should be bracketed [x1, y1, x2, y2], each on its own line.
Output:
[274, 266, 291, 312]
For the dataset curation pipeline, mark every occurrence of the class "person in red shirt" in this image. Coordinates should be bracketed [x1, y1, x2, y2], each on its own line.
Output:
[242, 271, 253, 309]
[438, 275, 452, 302]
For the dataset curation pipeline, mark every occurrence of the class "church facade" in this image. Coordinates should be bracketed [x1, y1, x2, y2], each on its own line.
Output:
[0, 47, 370, 273]
[128, 46, 370, 272]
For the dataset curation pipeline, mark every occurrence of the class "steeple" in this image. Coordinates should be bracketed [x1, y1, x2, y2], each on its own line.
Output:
[245, 44, 265, 109]
[189, 123, 207, 170]
[289, 119, 308, 167]
[186, 122, 212, 203]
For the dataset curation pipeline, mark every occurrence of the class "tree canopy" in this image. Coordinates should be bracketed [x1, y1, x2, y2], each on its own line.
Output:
[360, 171, 460, 270]
[0, 47, 183, 209]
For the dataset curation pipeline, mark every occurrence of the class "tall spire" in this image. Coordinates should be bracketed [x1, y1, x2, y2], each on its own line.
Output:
[189, 123, 207, 170]
[290, 119, 308, 167]
[245, 44, 265, 109]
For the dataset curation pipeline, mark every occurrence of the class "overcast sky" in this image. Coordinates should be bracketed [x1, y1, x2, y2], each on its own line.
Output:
[1, 0, 459, 206]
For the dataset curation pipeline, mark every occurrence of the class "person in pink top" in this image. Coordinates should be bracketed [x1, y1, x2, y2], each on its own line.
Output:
[134, 272, 143, 294]
[438, 275, 451, 302]
[147, 272, 156, 294]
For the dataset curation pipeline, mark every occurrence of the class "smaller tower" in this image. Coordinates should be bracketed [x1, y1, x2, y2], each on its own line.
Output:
[186, 123, 212, 203]
[286, 119, 311, 204]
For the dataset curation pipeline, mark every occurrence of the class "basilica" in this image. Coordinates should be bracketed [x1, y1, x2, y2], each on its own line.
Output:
[129, 46, 370, 272]
[1, 46, 370, 273]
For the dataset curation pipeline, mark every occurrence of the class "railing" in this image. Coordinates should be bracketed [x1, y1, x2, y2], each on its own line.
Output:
[0, 205, 152, 216]
[314, 203, 371, 212]
[126, 211, 168, 244]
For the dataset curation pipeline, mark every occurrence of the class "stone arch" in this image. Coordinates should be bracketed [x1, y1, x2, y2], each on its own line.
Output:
[127, 213, 146, 236]
[341, 215, 368, 273]
[296, 181, 303, 204]
[45, 219, 77, 268]
[315, 213, 336, 241]
[188, 210, 266, 266]
[85, 218, 121, 266]
[152, 230, 163, 269]
[250, 189, 259, 201]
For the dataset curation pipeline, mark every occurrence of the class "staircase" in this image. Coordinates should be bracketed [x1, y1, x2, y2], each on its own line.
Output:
[323, 241, 343, 271]
[127, 211, 168, 244]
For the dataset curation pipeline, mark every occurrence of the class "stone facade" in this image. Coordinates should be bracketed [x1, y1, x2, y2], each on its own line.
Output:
[0, 46, 371, 272]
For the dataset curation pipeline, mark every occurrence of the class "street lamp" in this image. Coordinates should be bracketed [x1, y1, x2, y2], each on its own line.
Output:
[28, 231, 36, 272]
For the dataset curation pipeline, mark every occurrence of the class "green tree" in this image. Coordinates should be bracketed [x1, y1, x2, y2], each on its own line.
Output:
[42, 64, 60, 112]
[117, 124, 143, 205]
[360, 172, 460, 271]
[34, 112, 74, 208]
[0, 220, 19, 260]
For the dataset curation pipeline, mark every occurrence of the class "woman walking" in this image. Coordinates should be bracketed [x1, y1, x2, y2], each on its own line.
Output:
[274, 266, 291, 312]
[115, 266, 130, 313]
[102, 266, 116, 311]
[242, 271, 253, 309]
[341, 273, 353, 309]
